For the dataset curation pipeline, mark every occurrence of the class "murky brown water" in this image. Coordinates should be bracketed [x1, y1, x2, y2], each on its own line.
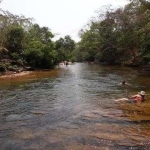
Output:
[0, 63, 150, 150]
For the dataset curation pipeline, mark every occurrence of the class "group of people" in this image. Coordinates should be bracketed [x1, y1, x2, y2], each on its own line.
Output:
[116, 80, 146, 103]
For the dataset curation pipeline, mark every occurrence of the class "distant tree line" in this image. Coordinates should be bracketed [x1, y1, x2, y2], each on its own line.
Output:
[73, 0, 150, 66]
[1, 0, 150, 73]
[0, 2, 75, 72]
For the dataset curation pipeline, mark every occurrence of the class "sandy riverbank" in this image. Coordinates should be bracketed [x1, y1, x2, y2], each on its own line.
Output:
[0, 71, 32, 78]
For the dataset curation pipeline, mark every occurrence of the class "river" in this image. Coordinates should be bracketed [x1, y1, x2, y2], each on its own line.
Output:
[0, 63, 150, 150]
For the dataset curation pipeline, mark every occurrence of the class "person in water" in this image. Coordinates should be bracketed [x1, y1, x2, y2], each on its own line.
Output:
[115, 91, 146, 102]
[119, 80, 128, 85]
[122, 81, 126, 85]
[66, 61, 68, 66]
[122, 80, 130, 85]
[130, 91, 145, 102]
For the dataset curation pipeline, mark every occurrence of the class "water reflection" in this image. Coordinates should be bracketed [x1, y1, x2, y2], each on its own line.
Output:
[0, 63, 150, 149]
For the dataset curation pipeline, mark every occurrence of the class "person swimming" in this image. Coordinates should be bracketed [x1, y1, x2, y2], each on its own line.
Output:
[119, 80, 128, 85]
[115, 91, 146, 103]
[122, 81, 126, 85]
[130, 91, 145, 102]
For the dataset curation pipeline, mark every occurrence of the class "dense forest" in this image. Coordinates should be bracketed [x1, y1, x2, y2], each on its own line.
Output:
[76, 0, 150, 66]
[0, 0, 150, 73]
[0, 1, 75, 72]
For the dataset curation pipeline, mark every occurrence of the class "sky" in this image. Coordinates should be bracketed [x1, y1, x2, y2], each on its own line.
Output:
[0, 0, 128, 42]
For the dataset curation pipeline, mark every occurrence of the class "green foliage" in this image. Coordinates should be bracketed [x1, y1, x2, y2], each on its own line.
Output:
[55, 35, 75, 62]
[22, 23, 58, 69]
[138, 9, 150, 64]
[5, 26, 25, 60]
[41, 46, 58, 68]
[1, 0, 150, 71]
[0, 62, 11, 71]
[24, 40, 57, 69]
[78, 0, 150, 66]
[0, 6, 65, 71]
[24, 41, 43, 68]
[0, 8, 61, 70]
[26, 24, 54, 45]
[71, 44, 84, 62]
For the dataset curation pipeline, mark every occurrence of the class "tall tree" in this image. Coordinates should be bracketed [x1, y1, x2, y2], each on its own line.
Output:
[55, 35, 75, 62]
[78, 0, 150, 66]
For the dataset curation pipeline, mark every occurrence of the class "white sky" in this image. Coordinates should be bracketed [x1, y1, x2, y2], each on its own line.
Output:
[0, 0, 128, 42]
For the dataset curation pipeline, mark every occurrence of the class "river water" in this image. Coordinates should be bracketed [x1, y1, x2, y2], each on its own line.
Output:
[0, 63, 150, 150]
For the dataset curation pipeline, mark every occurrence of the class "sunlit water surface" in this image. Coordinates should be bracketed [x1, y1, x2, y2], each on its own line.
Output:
[0, 63, 150, 150]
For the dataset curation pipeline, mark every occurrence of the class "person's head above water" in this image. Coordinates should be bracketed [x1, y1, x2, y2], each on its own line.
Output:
[140, 91, 146, 102]
[139, 91, 145, 96]
[131, 91, 145, 102]
[122, 81, 126, 85]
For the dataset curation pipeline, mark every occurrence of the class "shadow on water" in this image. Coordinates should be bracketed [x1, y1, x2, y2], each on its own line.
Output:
[0, 63, 150, 150]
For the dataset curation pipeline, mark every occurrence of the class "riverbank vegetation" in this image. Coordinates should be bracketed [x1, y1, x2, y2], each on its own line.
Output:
[0, 1, 75, 73]
[0, 0, 150, 73]
[75, 0, 150, 67]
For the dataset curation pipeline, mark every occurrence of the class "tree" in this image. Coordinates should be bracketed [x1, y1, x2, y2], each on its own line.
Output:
[24, 24, 57, 69]
[5, 26, 25, 60]
[55, 35, 75, 62]
[26, 24, 54, 44]
[78, 0, 150, 66]
[0, 8, 32, 49]
[0, 2, 60, 71]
